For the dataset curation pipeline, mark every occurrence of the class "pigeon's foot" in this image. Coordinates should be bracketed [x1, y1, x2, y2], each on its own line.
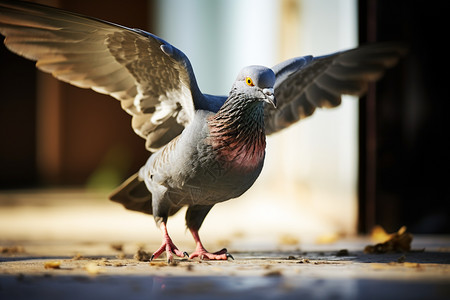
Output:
[188, 228, 234, 260]
[189, 247, 234, 260]
[151, 239, 188, 263]
[152, 221, 188, 263]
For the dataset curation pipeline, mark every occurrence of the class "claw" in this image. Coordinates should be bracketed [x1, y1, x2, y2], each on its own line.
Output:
[226, 253, 234, 260]
[150, 254, 155, 262]
[183, 251, 189, 258]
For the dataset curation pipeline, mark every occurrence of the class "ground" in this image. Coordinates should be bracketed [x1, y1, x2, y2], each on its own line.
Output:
[0, 190, 449, 299]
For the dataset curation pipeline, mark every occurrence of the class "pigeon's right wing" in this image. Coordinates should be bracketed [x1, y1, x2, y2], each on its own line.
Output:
[265, 43, 407, 135]
[0, 0, 203, 152]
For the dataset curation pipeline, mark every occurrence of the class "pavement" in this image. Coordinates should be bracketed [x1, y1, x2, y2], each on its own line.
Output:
[0, 189, 449, 299]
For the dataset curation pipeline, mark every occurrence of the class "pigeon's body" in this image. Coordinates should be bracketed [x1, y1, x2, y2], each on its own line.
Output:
[143, 108, 265, 209]
[114, 68, 274, 247]
[140, 106, 264, 206]
[0, 0, 407, 262]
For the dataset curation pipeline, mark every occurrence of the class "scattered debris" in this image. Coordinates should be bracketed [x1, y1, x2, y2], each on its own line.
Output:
[336, 249, 350, 256]
[364, 226, 413, 254]
[110, 243, 124, 252]
[264, 270, 283, 277]
[168, 260, 179, 267]
[149, 261, 167, 267]
[298, 258, 310, 264]
[72, 253, 84, 260]
[397, 255, 406, 263]
[116, 253, 126, 259]
[287, 255, 296, 260]
[97, 258, 110, 266]
[1, 246, 25, 254]
[185, 264, 194, 271]
[44, 261, 61, 269]
[134, 249, 152, 262]
[371, 261, 423, 270]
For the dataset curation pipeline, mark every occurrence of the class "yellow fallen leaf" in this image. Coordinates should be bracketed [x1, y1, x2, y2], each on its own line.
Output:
[365, 226, 413, 254]
[44, 261, 61, 269]
[370, 225, 392, 243]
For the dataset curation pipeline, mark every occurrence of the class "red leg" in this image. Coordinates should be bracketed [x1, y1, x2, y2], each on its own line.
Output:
[151, 222, 187, 263]
[189, 228, 233, 260]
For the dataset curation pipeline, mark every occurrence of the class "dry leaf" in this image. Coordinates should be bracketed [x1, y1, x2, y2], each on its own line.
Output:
[365, 226, 413, 254]
[110, 243, 123, 252]
[370, 225, 392, 243]
[44, 261, 61, 269]
[134, 249, 152, 262]
[1, 246, 25, 254]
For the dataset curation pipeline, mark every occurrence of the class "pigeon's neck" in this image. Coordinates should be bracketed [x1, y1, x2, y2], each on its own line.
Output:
[207, 93, 266, 169]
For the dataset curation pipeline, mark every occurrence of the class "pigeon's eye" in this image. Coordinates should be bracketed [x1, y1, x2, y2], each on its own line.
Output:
[245, 77, 254, 87]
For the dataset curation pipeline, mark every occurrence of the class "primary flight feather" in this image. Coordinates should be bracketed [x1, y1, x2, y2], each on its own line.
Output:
[0, 0, 406, 262]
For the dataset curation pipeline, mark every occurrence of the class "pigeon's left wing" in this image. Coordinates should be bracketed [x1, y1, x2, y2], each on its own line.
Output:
[0, 0, 202, 151]
[265, 43, 407, 135]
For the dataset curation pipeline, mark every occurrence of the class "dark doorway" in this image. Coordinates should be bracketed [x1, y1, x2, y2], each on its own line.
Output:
[358, 0, 449, 233]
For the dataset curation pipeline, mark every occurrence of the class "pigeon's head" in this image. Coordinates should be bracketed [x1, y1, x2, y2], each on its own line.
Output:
[233, 66, 276, 108]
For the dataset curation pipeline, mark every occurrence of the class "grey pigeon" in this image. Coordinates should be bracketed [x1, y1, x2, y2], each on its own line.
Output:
[0, 1, 406, 261]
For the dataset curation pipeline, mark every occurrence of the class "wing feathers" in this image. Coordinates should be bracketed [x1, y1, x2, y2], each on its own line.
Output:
[315, 73, 367, 97]
[305, 82, 342, 108]
[265, 42, 407, 134]
[326, 63, 385, 81]
[0, 0, 201, 152]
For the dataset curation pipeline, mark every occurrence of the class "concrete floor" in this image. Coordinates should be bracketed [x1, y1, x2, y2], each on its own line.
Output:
[0, 189, 449, 299]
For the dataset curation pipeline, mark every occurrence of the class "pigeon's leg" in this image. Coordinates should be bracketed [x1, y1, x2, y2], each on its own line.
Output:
[151, 221, 187, 263]
[186, 205, 233, 260]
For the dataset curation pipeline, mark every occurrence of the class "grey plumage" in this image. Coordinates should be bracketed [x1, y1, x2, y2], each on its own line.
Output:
[0, 0, 201, 151]
[265, 43, 406, 134]
[0, 0, 406, 261]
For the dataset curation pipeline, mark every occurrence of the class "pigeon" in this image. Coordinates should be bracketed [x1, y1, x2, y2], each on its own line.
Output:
[0, 0, 406, 262]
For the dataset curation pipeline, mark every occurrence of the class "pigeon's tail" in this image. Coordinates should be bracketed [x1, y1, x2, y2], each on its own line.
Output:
[109, 173, 153, 215]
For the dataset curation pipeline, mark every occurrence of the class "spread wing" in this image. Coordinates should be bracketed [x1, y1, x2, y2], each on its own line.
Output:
[265, 43, 407, 135]
[0, 0, 202, 151]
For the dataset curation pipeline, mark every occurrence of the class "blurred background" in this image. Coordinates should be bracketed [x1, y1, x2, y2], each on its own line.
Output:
[0, 0, 448, 245]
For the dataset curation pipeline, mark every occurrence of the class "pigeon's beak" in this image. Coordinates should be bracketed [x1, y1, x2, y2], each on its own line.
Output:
[262, 88, 276, 108]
